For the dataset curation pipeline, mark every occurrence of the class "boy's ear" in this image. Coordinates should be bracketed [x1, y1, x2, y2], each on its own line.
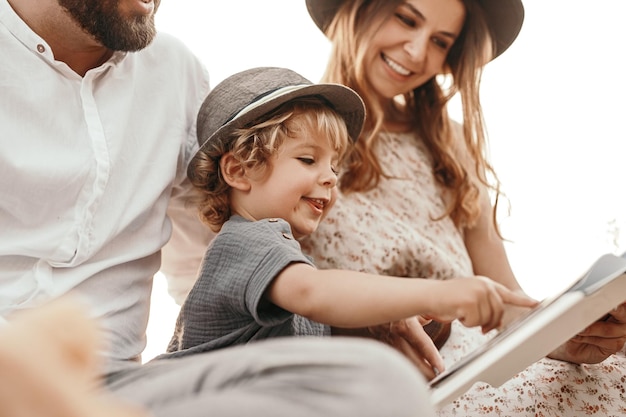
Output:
[220, 153, 251, 191]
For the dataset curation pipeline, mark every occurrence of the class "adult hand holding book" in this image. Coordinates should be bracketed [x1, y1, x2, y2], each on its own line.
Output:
[428, 252, 626, 409]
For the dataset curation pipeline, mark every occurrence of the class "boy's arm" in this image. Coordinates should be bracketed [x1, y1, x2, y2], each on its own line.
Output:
[265, 263, 537, 332]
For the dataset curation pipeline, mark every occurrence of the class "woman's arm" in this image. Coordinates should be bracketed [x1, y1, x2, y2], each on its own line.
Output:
[462, 187, 535, 330]
[464, 191, 522, 291]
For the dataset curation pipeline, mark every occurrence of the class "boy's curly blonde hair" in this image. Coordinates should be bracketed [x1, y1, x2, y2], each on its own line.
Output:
[188, 97, 353, 232]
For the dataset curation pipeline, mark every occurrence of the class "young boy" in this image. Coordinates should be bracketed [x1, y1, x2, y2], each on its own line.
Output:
[164, 67, 536, 376]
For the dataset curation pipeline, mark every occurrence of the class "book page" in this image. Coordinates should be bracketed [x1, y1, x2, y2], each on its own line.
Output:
[428, 253, 626, 409]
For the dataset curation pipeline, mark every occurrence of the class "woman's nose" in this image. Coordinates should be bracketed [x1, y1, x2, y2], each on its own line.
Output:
[404, 33, 429, 64]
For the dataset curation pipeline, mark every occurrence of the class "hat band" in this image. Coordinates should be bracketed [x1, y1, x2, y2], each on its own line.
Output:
[227, 84, 311, 125]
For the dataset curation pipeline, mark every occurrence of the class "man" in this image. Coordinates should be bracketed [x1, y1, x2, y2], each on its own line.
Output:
[0, 0, 435, 415]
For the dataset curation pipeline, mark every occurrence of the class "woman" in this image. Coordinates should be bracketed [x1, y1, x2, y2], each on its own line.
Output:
[301, 0, 626, 415]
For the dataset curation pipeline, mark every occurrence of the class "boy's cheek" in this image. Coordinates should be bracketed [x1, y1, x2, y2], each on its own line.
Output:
[322, 188, 339, 219]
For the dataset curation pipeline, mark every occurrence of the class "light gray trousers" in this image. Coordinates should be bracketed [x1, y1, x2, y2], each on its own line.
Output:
[106, 337, 435, 417]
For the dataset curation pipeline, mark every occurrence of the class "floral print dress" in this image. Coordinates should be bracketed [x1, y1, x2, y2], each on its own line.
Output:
[300, 131, 626, 416]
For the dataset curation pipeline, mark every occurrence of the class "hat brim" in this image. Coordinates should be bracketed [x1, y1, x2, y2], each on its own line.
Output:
[479, 0, 524, 58]
[193, 82, 365, 167]
[306, 0, 524, 60]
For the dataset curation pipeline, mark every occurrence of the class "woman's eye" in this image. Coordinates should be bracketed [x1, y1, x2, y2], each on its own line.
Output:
[432, 37, 450, 50]
[394, 12, 416, 28]
[331, 166, 340, 175]
[297, 157, 315, 165]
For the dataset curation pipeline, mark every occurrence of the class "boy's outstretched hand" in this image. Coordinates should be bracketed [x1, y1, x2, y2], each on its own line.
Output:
[424, 276, 538, 334]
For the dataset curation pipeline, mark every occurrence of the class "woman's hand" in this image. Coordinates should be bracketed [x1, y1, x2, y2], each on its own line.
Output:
[368, 316, 445, 380]
[548, 302, 626, 364]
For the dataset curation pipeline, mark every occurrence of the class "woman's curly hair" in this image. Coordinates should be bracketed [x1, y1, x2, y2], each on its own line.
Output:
[322, 0, 504, 233]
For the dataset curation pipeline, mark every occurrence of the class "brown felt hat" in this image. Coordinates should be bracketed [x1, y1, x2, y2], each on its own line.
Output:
[191, 66, 365, 177]
[306, 0, 524, 60]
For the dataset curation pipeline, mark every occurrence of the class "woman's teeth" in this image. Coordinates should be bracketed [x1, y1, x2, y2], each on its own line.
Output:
[383, 55, 411, 76]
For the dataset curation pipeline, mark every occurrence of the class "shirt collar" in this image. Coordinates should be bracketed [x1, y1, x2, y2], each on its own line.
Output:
[0, 0, 126, 70]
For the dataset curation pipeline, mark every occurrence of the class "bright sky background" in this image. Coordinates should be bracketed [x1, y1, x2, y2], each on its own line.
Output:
[145, 0, 626, 361]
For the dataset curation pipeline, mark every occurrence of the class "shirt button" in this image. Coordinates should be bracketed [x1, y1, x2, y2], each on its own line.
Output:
[282, 232, 292, 240]
[36, 44, 45, 53]
[268, 218, 278, 222]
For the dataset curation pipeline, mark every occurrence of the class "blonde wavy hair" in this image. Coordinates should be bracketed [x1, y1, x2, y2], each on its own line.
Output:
[188, 97, 353, 232]
[323, 0, 503, 231]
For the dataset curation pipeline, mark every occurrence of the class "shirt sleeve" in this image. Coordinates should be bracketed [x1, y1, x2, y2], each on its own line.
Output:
[160, 59, 213, 305]
[161, 179, 215, 305]
[241, 220, 315, 325]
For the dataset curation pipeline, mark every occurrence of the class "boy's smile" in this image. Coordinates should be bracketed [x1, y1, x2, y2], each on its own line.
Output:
[304, 197, 330, 214]
[231, 125, 340, 240]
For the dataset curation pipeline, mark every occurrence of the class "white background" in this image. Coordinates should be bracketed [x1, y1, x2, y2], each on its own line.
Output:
[144, 0, 626, 361]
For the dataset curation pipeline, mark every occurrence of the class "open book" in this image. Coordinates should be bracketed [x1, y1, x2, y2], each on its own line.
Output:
[428, 252, 626, 409]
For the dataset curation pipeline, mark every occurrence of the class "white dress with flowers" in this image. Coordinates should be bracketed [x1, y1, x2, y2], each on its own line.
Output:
[300, 131, 626, 417]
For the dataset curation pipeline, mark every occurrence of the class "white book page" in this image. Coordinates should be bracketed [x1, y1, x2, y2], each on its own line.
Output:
[428, 253, 626, 409]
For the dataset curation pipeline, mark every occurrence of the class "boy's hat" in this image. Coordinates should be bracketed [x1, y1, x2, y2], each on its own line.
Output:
[192, 66, 365, 173]
[305, 0, 524, 60]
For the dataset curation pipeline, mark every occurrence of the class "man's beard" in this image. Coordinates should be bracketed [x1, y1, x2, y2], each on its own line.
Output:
[58, 0, 159, 51]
